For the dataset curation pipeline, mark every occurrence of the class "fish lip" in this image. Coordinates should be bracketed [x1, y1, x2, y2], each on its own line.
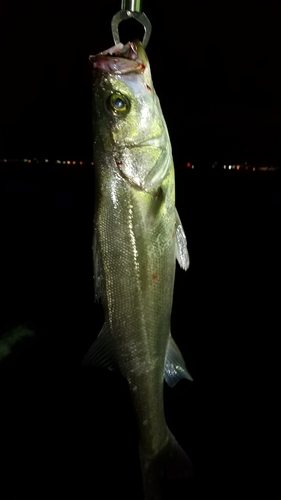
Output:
[89, 40, 147, 75]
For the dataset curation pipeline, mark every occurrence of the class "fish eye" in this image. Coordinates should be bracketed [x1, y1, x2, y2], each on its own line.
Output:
[107, 93, 130, 116]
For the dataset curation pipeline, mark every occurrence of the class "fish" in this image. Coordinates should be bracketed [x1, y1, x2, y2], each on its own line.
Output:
[84, 39, 193, 499]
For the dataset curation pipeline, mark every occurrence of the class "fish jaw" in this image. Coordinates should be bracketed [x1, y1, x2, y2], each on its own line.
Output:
[90, 39, 154, 121]
[90, 40, 154, 103]
[89, 40, 150, 78]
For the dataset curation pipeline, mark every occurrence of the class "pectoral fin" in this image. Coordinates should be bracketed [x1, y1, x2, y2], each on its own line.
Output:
[175, 209, 189, 271]
[82, 322, 117, 371]
[164, 336, 193, 387]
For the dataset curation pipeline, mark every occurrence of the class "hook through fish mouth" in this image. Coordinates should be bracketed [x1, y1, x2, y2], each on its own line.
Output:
[89, 40, 147, 75]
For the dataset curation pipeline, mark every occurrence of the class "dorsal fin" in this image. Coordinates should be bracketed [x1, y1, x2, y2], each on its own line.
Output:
[82, 323, 117, 371]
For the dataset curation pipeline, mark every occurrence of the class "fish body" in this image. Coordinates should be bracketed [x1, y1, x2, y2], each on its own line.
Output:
[85, 40, 192, 499]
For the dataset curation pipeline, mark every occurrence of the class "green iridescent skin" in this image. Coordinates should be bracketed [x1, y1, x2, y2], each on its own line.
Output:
[89, 41, 191, 498]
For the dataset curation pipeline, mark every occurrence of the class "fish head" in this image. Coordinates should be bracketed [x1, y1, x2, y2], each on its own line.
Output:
[90, 40, 172, 190]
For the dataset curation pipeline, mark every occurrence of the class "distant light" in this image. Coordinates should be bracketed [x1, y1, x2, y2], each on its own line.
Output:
[236, 165, 240, 170]
[56, 160, 61, 164]
[63, 161, 66, 164]
[253, 167, 256, 171]
[223, 165, 226, 169]
[91, 162, 94, 165]
[67, 161, 71, 165]
[28, 159, 32, 163]
[45, 159, 49, 163]
[24, 159, 28, 162]
[79, 161, 83, 165]
[186, 162, 191, 167]
[191, 165, 194, 169]
[72, 161, 76, 165]
[228, 165, 231, 170]
[4, 159, 7, 162]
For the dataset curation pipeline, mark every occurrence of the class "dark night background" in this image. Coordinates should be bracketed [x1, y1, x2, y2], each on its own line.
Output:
[0, 0, 280, 499]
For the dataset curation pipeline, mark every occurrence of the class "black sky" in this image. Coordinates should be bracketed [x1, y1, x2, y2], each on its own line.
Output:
[1, 0, 281, 164]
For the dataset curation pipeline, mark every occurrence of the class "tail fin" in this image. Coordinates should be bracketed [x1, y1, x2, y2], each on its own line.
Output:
[140, 431, 194, 500]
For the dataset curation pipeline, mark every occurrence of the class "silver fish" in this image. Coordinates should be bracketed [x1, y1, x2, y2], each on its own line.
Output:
[84, 40, 193, 499]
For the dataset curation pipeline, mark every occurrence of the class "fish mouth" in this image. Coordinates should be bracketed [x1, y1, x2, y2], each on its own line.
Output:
[89, 40, 147, 75]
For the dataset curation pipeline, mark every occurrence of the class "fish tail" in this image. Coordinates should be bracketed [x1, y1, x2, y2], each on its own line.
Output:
[140, 431, 194, 500]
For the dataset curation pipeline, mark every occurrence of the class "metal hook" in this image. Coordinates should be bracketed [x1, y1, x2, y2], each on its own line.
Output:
[111, 0, 152, 48]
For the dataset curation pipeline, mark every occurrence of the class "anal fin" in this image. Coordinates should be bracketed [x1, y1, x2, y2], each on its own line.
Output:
[164, 336, 193, 387]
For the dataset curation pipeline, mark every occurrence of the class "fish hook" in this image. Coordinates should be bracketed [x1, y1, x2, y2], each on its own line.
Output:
[111, 0, 152, 48]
